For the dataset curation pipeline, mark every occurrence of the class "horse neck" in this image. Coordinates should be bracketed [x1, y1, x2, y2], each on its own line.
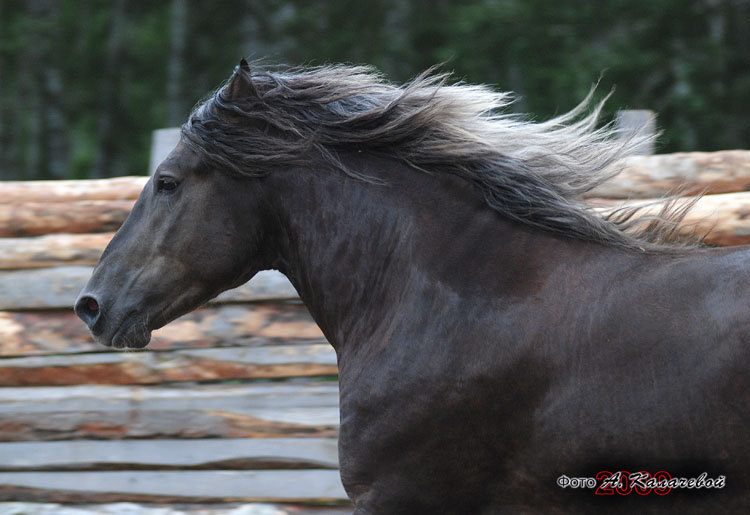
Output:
[262, 154, 602, 354]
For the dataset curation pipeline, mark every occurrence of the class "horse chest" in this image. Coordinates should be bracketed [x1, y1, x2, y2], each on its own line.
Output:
[335, 349, 556, 513]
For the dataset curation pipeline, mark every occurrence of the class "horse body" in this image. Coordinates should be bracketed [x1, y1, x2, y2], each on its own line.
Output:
[75, 60, 749, 513]
[258, 152, 750, 513]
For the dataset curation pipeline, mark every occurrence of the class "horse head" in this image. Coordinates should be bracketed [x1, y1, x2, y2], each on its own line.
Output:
[75, 61, 271, 348]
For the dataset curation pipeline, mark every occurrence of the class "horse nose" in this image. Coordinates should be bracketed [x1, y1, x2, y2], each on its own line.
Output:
[74, 294, 102, 330]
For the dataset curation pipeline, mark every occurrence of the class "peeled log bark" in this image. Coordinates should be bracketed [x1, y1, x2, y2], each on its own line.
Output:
[0, 176, 147, 203]
[0, 233, 114, 269]
[589, 150, 750, 199]
[593, 191, 750, 247]
[0, 201, 134, 237]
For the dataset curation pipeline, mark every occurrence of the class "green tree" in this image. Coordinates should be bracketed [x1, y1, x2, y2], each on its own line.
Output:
[0, 0, 747, 180]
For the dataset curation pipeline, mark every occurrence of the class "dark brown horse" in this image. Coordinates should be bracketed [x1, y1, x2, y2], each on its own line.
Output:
[76, 60, 749, 514]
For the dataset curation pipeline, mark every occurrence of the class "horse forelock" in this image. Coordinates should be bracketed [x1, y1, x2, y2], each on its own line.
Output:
[181, 63, 700, 252]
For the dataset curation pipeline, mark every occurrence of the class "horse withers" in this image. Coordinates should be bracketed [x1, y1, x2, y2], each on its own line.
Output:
[76, 59, 750, 513]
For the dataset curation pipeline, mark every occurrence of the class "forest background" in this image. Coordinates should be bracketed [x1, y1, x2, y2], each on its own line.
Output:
[1, 0, 748, 180]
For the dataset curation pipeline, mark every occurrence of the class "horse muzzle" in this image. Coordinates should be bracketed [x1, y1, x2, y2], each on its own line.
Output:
[74, 293, 152, 349]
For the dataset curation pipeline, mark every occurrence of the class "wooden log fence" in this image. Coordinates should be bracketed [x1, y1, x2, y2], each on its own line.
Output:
[0, 149, 749, 508]
[0, 174, 345, 507]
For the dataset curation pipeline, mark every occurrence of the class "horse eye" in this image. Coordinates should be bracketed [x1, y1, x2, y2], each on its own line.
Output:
[157, 176, 178, 193]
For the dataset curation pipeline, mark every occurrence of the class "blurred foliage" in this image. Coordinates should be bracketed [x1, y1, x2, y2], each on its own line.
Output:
[0, 0, 748, 180]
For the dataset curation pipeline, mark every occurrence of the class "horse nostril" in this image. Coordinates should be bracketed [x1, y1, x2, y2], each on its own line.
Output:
[75, 295, 101, 329]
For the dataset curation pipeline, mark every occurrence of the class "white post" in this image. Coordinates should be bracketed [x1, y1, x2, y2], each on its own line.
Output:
[149, 127, 182, 175]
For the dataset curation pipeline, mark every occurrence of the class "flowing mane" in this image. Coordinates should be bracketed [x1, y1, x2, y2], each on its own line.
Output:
[182, 63, 696, 252]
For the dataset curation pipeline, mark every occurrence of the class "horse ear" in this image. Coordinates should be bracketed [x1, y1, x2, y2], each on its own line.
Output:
[224, 58, 257, 100]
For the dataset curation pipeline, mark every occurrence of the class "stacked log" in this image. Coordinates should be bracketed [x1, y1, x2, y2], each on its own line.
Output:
[1, 150, 749, 509]
[587, 150, 750, 198]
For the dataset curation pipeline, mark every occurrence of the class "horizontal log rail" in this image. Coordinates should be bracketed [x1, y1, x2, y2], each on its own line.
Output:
[0, 382, 340, 412]
[0, 406, 340, 442]
[0, 383, 340, 442]
[0, 233, 114, 269]
[0, 438, 339, 470]
[0, 344, 337, 386]
[0, 201, 135, 237]
[0, 176, 147, 203]
[0, 469, 348, 503]
[594, 191, 750, 247]
[587, 150, 750, 198]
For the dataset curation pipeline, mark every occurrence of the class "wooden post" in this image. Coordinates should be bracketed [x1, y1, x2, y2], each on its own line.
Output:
[149, 128, 181, 175]
[616, 110, 656, 155]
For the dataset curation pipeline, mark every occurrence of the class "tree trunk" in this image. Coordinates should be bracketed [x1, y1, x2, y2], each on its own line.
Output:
[41, 5, 69, 180]
[22, 2, 43, 179]
[91, 0, 126, 178]
[18, 0, 69, 180]
[166, 0, 187, 126]
[0, 3, 23, 180]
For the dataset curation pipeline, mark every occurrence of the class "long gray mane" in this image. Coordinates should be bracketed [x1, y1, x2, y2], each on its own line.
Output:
[182, 63, 697, 252]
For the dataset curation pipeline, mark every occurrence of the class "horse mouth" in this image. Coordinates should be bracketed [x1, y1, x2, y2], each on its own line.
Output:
[107, 312, 152, 349]
[85, 294, 200, 350]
